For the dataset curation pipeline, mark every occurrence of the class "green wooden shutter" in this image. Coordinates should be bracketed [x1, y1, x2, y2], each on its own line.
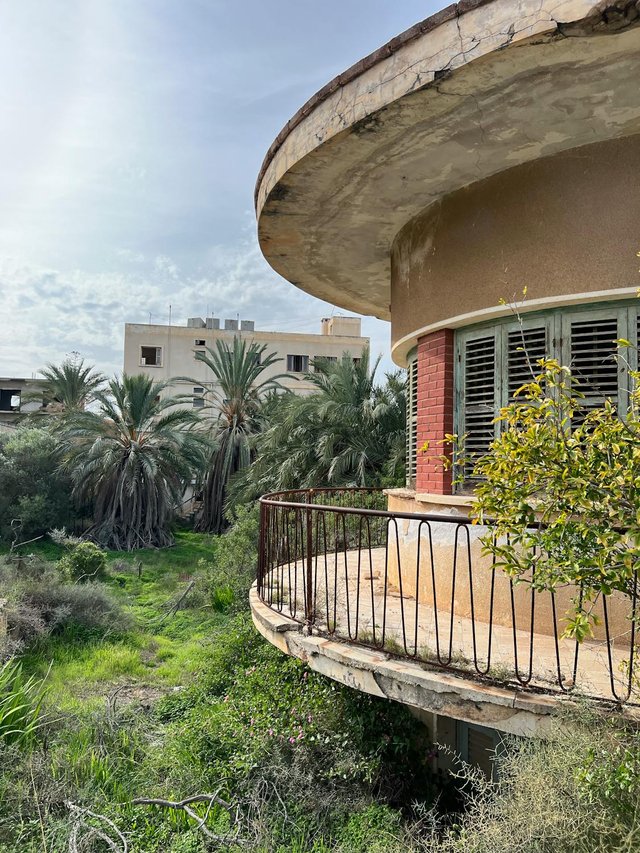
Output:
[462, 334, 496, 477]
[507, 326, 547, 400]
[570, 317, 619, 419]
[406, 358, 418, 486]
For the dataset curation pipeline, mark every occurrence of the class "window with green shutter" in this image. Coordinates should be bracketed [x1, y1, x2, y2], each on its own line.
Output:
[406, 356, 418, 487]
[454, 302, 636, 489]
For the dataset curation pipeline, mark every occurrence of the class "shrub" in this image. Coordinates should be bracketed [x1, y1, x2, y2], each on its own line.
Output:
[0, 556, 128, 655]
[468, 354, 640, 639]
[57, 541, 107, 583]
[0, 425, 74, 541]
[198, 505, 258, 612]
[151, 613, 435, 848]
[418, 710, 640, 853]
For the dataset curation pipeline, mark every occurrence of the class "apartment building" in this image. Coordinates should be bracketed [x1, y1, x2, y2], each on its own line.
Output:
[123, 315, 368, 404]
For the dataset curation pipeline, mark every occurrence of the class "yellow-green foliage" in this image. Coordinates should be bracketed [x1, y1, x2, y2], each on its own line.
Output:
[469, 356, 640, 640]
[58, 541, 108, 583]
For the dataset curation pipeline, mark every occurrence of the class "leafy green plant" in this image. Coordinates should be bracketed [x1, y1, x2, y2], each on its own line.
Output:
[188, 336, 287, 534]
[0, 425, 74, 540]
[335, 804, 403, 852]
[198, 504, 258, 612]
[60, 374, 209, 550]
[0, 659, 46, 747]
[57, 541, 108, 583]
[463, 355, 640, 639]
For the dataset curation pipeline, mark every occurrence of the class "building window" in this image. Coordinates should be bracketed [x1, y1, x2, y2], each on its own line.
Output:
[313, 355, 337, 370]
[287, 354, 309, 373]
[194, 339, 206, 346]
[353, 357, 361, 366]
[406, 356, 418, 487]
[456, 721, 503, 779]
[0, 390, 20, 412]
[194, 349, 206, 360]
[455, 303, 632, 483]
[192, 386, 205, 408]
[140, 346, 162, 367]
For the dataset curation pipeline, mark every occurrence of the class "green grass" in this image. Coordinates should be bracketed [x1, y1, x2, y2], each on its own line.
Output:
[19, 531, 223, 712]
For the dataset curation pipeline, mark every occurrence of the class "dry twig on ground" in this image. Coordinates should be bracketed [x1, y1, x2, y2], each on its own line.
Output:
[66, 802, 128, 853]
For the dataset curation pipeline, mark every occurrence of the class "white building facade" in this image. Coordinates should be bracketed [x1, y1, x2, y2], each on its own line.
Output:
[123, 315, 369, 404]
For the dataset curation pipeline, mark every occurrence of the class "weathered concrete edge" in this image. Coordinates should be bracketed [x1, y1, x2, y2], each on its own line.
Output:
[250, 585, 565, 736]
[253, 0, 494, 208]
[254, 0, 634, 210]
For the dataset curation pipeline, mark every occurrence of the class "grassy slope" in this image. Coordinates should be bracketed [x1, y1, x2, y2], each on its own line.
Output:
[16, 532, 224, 713]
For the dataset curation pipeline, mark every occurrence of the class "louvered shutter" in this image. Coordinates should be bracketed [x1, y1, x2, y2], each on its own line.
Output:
[462, 334, 496, 477]
[507, 326, 547, 400]
[570, 317, 619, 420]
[406, 359, 418, 486]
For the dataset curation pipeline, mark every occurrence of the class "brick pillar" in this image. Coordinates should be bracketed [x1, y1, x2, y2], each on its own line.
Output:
[416, 329, 454, 495]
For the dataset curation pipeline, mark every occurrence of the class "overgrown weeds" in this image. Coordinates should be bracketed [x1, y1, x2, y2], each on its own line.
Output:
[0, 659, 46, 747]
[0, 555, 129, 656]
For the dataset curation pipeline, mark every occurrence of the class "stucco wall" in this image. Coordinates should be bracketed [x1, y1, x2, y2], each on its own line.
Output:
[123, 322, 369, 400]
[385, 490, 632, 643]
[391, 134, 640, 363]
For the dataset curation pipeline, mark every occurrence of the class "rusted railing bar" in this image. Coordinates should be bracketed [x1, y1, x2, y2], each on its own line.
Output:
[256, 488, 639, 707]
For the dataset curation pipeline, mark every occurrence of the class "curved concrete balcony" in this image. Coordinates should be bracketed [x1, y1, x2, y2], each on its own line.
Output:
[251, 489, 639, 735]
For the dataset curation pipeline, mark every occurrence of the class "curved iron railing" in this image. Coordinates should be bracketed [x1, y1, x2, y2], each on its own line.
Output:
[257, 488, 639, 706]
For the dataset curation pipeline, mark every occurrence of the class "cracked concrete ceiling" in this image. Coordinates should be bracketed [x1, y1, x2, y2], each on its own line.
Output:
[255, 0, 640, 320]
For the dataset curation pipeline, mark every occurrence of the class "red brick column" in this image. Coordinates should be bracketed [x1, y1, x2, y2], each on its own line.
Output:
[416, 329, 454, 495]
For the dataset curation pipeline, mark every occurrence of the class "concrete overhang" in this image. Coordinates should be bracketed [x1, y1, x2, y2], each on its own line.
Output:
[255, 0, 640, 323]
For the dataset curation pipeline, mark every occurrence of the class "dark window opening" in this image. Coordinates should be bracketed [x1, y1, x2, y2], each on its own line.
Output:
[0, 389, 20, 412]
[141, 346, 162, 367]
[287, 354, 309, 373]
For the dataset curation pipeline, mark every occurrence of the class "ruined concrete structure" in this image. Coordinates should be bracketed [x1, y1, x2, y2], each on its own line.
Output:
[253, 0, 640, 770]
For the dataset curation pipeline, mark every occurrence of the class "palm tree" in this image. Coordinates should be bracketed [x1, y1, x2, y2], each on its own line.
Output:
[191, 337, 287, 534]
[60, 374, 208, 550]
[38, 354, 106, 413]
[230, 349, 406, 505]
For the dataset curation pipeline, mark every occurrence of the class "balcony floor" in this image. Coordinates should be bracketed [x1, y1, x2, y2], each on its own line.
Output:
[261, 548, 637, 704]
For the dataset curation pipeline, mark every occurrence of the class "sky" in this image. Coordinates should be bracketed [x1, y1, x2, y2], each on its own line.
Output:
[0, 0, 441, 378]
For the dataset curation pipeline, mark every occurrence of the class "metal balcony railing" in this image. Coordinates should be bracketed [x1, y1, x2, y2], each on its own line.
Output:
[257, 488, 639, 706]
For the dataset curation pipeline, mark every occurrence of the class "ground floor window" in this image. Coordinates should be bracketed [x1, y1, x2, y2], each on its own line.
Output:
[454, 301, 637, 482]
[406, 354, 418, 487]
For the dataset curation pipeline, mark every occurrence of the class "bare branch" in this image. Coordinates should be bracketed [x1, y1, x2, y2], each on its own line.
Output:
[66, 802, 128, 853]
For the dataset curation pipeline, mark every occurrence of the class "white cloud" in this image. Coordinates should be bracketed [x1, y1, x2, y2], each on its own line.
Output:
[0, 231, 395, 380]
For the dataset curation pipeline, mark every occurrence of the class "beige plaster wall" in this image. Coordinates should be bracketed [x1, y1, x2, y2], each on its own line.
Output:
[391, 134, 640, 362]
[123, 321, 369, 401]
[385, 491, 632, 643]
